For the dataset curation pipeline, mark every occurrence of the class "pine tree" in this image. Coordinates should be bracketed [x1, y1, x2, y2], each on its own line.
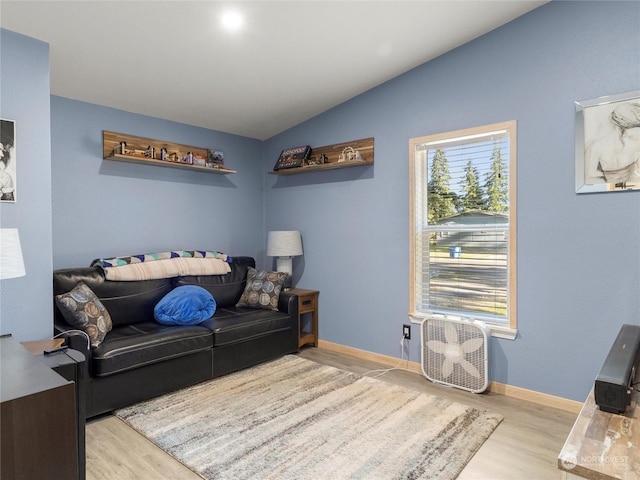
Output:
[427, 148, 457, 222]
[484, 143, 508, 212]
[461, 159, 485, 211]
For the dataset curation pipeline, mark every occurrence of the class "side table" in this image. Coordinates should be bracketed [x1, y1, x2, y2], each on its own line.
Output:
[21, 339, 87, 480]
[288, 288, 319, 349]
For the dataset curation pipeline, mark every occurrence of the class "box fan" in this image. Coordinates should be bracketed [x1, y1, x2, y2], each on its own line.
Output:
[420, 316, 490, 393]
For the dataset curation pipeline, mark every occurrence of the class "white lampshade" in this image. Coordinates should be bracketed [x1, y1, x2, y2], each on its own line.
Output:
[266, 231, 303, 258]
[0, 228, 26, 279]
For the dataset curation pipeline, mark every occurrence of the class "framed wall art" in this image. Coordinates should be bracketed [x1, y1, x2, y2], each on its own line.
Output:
[0, 119, 16, 202]
[575, 90, 640, 194]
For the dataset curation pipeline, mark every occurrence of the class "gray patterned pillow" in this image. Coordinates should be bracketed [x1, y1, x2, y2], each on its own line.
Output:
[236, 268, 287, 311]
[55, 282, 112, 347]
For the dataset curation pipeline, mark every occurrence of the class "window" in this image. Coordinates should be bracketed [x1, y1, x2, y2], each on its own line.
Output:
[409, 121, 517, 336]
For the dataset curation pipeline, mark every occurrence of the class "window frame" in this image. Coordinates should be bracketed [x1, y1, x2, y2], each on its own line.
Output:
[409, 121, 517, 339]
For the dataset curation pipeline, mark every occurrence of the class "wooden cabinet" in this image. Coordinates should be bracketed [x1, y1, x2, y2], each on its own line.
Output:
[1, 336, 78, 479]
[103, 131, 236, 174]
[269, 138, 374, 175]
[21, 340, 87, 480]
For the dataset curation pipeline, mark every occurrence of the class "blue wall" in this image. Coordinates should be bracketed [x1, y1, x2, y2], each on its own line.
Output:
[50, 97, 265, 268]
[0, 30, 53, 340]
[263, 1, 640, 401]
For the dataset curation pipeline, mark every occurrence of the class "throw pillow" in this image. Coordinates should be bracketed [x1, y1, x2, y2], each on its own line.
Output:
[154, 285, 216, 326]
[236, 267, 287, 311]
[55, 282, 113, 347]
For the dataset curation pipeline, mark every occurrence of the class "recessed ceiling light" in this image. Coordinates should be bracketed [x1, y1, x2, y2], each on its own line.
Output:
[220, 10, 244, 31]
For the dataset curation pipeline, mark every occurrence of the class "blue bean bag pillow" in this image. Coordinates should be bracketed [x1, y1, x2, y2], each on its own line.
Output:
[154, 285, 216, 325]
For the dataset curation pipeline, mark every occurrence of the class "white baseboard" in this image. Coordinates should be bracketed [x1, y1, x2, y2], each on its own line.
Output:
[317, 340, 582, 414]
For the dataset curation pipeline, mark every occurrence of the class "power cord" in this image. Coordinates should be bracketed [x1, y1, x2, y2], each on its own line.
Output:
[362, 335, 416, 379]
[53, 329, 91, 350]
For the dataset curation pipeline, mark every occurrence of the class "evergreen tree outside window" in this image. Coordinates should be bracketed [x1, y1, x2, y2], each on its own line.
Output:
[409, 121, 517, 334]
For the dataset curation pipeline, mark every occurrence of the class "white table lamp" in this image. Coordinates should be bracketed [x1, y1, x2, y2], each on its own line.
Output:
[266, 230, 303, 288]
[0, 228, 26, 279]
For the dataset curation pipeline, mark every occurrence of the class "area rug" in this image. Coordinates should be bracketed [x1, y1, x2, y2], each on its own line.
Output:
[115, 355, 502, 480]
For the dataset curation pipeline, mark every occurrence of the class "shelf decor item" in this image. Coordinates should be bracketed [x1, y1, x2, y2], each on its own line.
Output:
[575, 90, 640, 194]
[337, 146, 362, 163]
[207, 150, 225, 168]
[273, 145, 311, 170]
[306, 153, 327, 166]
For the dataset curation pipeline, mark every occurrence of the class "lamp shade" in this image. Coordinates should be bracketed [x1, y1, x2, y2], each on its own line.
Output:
[0, 228, 26, 279]
[266, 231, 303, 257]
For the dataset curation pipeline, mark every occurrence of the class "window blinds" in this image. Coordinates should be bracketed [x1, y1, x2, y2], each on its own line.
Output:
[413, 129, 510, 323]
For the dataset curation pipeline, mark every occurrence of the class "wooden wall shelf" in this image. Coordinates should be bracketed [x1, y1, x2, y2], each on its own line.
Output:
[269, 137, 374, 176]
[102, 131, 236, 174]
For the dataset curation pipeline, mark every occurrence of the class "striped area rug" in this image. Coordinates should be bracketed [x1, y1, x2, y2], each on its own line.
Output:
[115, 355, 502, 480]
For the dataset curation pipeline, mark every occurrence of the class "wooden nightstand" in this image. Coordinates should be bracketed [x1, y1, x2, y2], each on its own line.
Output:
[288, 288, 319, 349]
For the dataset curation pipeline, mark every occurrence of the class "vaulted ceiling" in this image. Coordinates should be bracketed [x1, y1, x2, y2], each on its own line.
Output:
[0, 1, 547, 139]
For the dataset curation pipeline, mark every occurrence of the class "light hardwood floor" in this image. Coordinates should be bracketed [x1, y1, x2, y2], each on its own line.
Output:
[85, 348, 577, 479]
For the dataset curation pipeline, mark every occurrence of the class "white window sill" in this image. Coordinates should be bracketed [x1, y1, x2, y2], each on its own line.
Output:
[409, 314, 517, 340]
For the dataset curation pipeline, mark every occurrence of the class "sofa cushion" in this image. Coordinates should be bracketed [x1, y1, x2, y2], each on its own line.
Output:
[236, 268, 287, 311]
[201, 306, 293, 347]
[175, 256, 255, 308]
[55, 282, 113, 347]
[90, 322, 213, 377]
[154, 286, 216, 325]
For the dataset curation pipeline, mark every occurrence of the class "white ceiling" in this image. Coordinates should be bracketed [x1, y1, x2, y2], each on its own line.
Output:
[0, 0, 547, 140]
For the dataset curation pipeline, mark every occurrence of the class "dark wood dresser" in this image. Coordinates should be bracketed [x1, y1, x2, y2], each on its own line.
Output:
[0, 335, 78, 479]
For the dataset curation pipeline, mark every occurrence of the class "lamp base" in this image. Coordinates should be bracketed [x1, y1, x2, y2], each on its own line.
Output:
[276, 256, 293, 289]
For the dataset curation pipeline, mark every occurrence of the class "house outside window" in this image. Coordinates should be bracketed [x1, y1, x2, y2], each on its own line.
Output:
[409, 121, 517, 338]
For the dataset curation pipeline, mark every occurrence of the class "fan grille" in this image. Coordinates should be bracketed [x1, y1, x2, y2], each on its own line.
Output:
[421, 317, 489, 393]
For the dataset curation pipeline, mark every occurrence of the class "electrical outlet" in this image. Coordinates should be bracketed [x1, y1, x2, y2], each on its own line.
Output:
[403, 324, 411, 340]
